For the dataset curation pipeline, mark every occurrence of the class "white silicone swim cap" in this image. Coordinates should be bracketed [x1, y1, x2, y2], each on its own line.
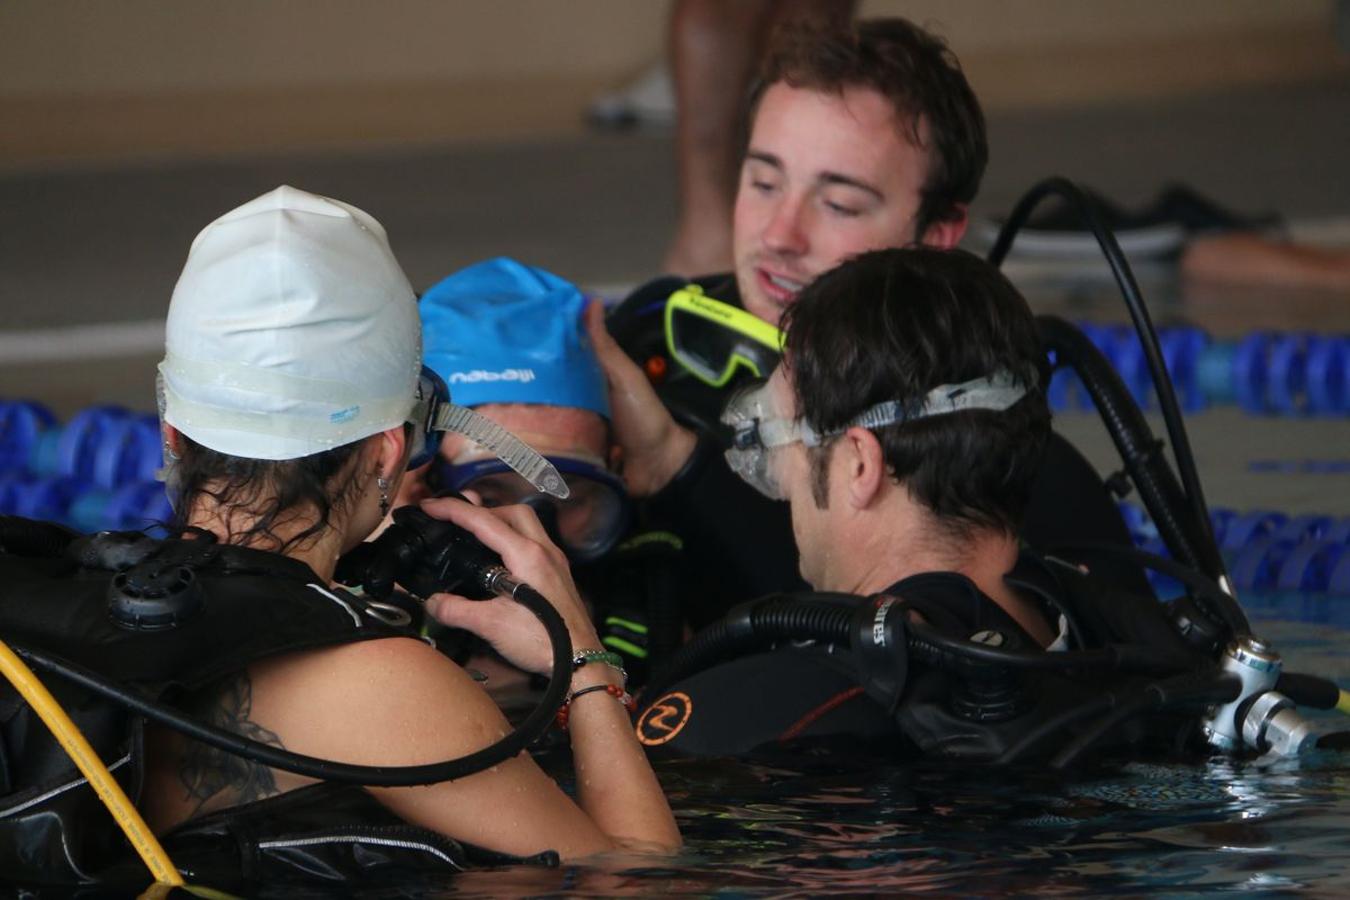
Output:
[159, 185, 421, 461]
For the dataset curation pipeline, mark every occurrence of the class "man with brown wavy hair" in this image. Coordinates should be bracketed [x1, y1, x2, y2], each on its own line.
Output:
[731, 17, 986, 325]
[600, 16, 1141, 627]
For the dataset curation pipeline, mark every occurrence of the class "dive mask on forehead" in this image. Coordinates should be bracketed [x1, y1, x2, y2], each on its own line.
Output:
[722, 371, 1030, 501]
[407, 366, 569, 499]
[437, 454, 629, 564]
[664, 285, 784, 387]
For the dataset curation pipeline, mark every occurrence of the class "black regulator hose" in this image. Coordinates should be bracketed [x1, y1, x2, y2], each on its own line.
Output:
[1048, 672, 1242, 770]
[905, 618, 1184, 675]
[15, 581, 572, 787]
[988, 177, 1228, 591]
[1038, 316, 1209, 574]
[642, 595, 854, 702]
[1276, 672, 1345, 710]
[645, 591, 1195, 704]
[1054, 540, 1250, 639]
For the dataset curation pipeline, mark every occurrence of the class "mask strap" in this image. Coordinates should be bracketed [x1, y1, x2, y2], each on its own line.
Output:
[803, 372, 1029, 447]
[433, 404, 570, 499]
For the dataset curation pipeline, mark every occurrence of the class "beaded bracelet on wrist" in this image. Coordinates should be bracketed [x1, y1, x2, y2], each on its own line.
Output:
[554, 682, 637, 731]
[571, 648, 627, 684]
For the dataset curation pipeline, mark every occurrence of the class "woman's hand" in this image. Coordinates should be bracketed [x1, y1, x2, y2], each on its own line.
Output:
[418, 495, 599, 675]
[415, 495, 681, 855]
[585, 300, 697, 496]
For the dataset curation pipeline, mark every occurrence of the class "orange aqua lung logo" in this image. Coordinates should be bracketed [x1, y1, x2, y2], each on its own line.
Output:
[636, 692, 693, 746]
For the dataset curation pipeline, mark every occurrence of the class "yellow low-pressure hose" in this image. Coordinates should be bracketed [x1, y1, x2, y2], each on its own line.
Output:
[1338, 689, 1350, 716]
[0, 638, 183, 888]
[139, 883, 243, 900]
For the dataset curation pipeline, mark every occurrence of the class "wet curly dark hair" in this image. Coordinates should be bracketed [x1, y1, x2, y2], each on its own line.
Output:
[782, 247, 1050, 539]
[169, 435, 373, 553]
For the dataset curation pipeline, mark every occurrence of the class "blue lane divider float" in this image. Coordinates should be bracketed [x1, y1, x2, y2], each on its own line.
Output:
[0, 401, 57, 472]
[0, 398, 169, 534]
[1122, 503, 1350, 596]
[0, 472, 80, 525]
[66, 480, 174, 534]
[1050, 325, 1348, 416]
[0, 472, 171, 534]
[1248, 459, 1350, 474]
[2, 400, 162, 485]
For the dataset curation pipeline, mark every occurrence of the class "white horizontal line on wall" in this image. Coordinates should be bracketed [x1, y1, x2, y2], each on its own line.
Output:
[0, 318, 164, 365]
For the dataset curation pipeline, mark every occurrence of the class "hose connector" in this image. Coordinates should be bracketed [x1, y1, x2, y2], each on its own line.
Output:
[1241, 690, 1320, 756]
[1203, 636, 1281, 751]
[483, 565, 523, 599]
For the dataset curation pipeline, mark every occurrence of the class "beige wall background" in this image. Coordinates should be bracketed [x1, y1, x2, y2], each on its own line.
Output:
[0, 1, 665, 95]
[1, 0, 1344, 167]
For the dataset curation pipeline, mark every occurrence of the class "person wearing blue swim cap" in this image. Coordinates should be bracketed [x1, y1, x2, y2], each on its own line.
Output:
[413, 258, 693, 685]
[414, 258, 624, 564]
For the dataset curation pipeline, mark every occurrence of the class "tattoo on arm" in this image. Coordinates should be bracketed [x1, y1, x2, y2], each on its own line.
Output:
[178, 670, 285, 815]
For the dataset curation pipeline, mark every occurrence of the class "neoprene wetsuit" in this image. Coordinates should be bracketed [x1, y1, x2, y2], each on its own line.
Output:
[634, 550, 1197, 759]
[609, 274, 1154, 626]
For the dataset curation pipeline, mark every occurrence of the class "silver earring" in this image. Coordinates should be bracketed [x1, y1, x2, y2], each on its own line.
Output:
[163, 440, 181, 462]
[377, 475, 390, 517]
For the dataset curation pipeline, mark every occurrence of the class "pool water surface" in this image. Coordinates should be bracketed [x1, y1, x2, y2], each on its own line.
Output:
[251, 615, 1350, 898]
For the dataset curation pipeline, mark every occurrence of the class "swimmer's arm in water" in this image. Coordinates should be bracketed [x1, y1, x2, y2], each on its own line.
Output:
[248, 638, 661, 860]
[586, 300, 698, 497]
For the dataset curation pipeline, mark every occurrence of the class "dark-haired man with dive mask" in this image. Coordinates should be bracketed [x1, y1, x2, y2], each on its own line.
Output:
[595, 16, 1149, 623]
[632, 248, 1198, 758]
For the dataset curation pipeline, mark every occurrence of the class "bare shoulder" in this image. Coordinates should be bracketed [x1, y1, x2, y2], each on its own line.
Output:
[248, 637, 509, 767]
[256, 636, 478, 692]
[145, 638, 514, 833]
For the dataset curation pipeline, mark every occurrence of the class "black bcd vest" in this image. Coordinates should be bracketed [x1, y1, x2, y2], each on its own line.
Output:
[0, 516, 554, 892]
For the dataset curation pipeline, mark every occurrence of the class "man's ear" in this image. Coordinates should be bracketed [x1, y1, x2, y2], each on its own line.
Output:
[919, 204, 968, 249]
[842, 426, 886, 510]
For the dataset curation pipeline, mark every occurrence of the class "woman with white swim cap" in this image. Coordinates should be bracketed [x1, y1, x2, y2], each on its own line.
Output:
[143, 186, 680, 859]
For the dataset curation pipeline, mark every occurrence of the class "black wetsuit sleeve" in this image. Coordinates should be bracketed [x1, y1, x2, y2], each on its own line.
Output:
[648, 436, 807, 627]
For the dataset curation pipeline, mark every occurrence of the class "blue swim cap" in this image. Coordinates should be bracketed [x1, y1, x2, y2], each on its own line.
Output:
[420, 257, 609, 418]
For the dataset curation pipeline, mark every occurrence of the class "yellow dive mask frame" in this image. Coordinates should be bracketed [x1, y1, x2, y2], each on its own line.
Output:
[663, 285, 785, 387]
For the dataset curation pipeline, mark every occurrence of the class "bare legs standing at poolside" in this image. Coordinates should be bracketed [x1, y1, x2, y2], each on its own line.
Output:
[663, 0, 857, 276]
